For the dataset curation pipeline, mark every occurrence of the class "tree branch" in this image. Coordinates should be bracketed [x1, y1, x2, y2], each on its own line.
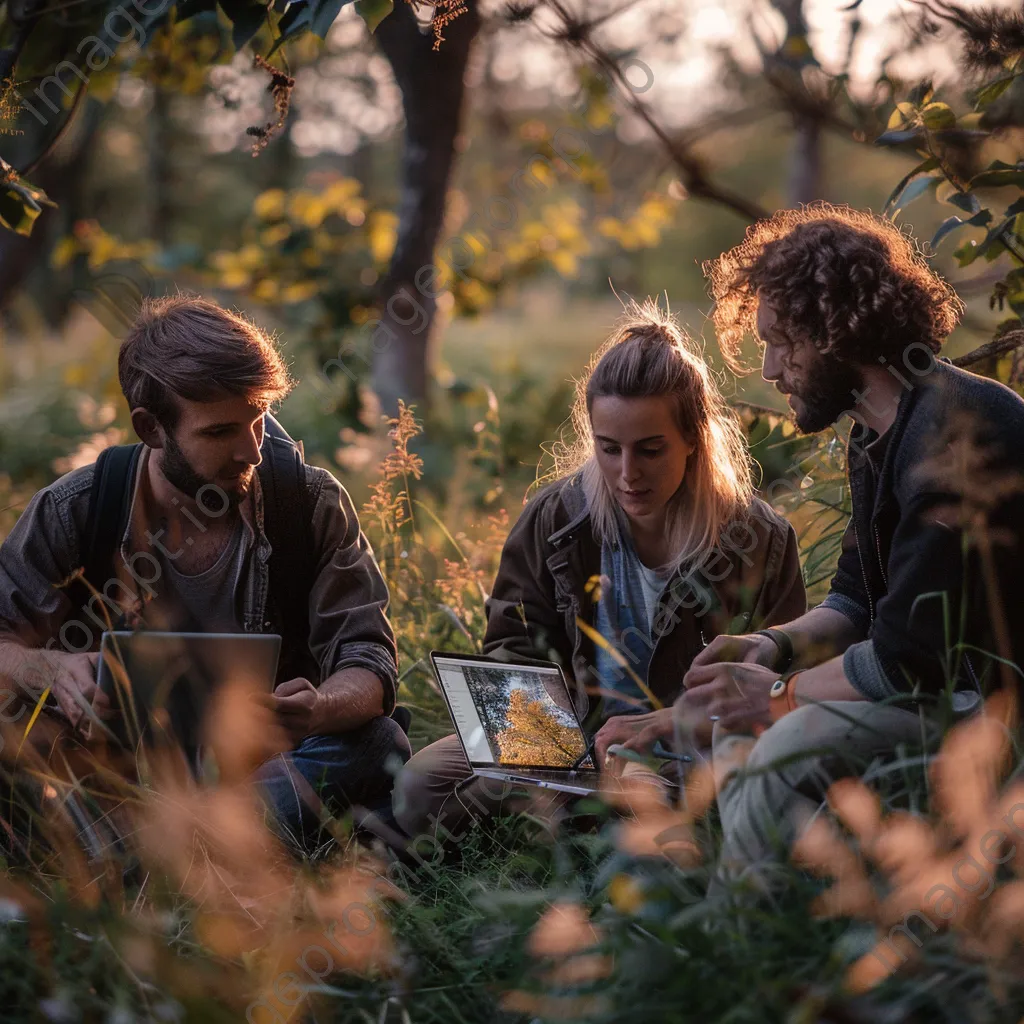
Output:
[952, 331, 1024, 368]
[17, 76, 88, 177]
[541, 0, 770, 223]
[0, 7, 41, 84]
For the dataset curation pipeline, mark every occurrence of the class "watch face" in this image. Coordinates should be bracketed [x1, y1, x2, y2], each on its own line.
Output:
[769, 679, 787, 699]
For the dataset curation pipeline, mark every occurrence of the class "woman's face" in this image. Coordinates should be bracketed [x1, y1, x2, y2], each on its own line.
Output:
[590, 394, 694, 525]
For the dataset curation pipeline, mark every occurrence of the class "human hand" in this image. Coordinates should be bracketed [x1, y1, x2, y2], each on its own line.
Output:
[682, 632, 780, 689]
[679, 661, 781, 735]
[263, 677, 320, 745]
[43, 650, 102, 731]
[594, 708, 675, 772]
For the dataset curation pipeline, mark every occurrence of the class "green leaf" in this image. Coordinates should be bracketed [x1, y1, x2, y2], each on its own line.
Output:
[355, 0, 392, 31]
[0, 191, 41, 237]
[954, 239, 981, 267]
[921, 101, 956, 130]
[932, 209, 992, 249]
[976, 75, 1017, 108]
[947, 191, 981, 215]
[875, 128, 922, 146]
[0, 161, 56, 238]
[882, 156, 939, 213]
[269, 0, 310, 50]
[310, 0, 348, 37]
[888, 174, 940, 214]
[970, 166, 1024, 189]
[219, 0, 269, 50]
[984, 239, 1007, 262]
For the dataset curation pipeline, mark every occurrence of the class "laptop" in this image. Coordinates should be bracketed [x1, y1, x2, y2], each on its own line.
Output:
[430, 651, 601, 796]
[96, 631, 281, 754]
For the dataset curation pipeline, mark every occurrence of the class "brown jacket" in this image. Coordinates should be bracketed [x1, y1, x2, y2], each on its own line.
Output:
[483, 474, 806, 720]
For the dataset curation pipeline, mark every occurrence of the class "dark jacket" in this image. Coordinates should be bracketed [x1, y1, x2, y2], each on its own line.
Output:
[482, 473, 807, 721]
[822, 359, 1024, 698]
[0, 444, 399, 712]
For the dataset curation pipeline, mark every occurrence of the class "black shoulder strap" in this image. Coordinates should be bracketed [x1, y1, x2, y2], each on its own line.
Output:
[259, 413, 317, 684]
[82, 443, 143, 594]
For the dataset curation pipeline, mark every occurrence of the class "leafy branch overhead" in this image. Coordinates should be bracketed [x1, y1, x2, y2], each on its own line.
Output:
[877, 4, 1024, 327]
[0, 156, 55, 237]
[0, 0, 477, 239]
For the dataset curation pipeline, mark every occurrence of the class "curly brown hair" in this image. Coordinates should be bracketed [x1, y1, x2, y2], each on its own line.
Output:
[704, 202, 964, 374]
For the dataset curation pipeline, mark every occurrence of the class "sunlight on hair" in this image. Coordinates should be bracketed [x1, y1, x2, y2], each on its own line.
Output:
[544, 296, 753, 575]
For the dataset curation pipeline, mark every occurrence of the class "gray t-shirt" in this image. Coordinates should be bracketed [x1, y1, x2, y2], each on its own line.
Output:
[152, 517, 248, 633]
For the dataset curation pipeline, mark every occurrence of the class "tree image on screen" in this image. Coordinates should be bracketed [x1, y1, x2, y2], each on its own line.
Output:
[495, 688, 586, 766]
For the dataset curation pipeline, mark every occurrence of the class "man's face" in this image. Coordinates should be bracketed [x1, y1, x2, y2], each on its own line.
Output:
[156, 395, 266, 508]
[757, 298, 863, 433]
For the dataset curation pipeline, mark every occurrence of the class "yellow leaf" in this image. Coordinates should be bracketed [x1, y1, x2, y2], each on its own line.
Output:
[549, 249, 579, 277]
[287, 190, 316, 221]
[236, 244, 263, 270]
[220, 268, 250, 289]
[253, 278, 278, 302]
[921, 102, 956, 130]
[299, 198, 327, 228]
[323, 178, 362, 208]
[281, 281, 318, 303]
[887, 101, 918, 130]
[368, 211, 399, 263]
[259, 223, 291, 247]
[254, 188, 286, 220]
[609, 873, 645, 914]
[51, 236, 77, 270]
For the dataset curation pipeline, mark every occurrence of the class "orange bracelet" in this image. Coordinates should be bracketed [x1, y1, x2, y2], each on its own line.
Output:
[768, 671, 802, 724]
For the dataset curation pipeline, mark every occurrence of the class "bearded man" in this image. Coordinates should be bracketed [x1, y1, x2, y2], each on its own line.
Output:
[676, 204, 1024, 891]
[0, 294, 410, 852]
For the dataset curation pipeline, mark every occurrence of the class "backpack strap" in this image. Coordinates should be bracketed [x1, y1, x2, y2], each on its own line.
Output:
[259, 413, 318, 685]
[76, 443, 144, 622]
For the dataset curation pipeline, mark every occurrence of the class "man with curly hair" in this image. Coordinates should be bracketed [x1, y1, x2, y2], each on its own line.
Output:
[677, 203, 1024, 892]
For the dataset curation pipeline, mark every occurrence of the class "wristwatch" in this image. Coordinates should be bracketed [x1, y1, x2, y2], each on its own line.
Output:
[768, 672, 801, 724]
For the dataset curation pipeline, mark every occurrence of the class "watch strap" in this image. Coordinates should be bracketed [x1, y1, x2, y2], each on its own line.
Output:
[755, 628, 794, 672]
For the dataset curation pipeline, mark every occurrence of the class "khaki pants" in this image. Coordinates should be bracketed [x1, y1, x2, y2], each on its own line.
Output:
[393, 732, 681, 842]
[711, 700, 938, 893]
[396, 700, 948, 887]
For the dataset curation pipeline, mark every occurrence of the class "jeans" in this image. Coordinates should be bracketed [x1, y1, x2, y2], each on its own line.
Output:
[255, 715, 411, 852]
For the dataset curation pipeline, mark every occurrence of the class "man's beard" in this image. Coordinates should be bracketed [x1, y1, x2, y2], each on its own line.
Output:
[161, 430, 250, 510]
[791, 354, 865, 434]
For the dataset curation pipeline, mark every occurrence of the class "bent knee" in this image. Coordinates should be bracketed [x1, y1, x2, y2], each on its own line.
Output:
[745, 703, 848, 772]
[392, 736, 472, 836]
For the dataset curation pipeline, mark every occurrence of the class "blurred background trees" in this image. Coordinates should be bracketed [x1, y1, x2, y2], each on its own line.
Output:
[0, 0, 1021, 514]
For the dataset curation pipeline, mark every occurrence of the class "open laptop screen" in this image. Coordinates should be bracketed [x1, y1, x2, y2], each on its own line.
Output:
[432, 654, 594, 771]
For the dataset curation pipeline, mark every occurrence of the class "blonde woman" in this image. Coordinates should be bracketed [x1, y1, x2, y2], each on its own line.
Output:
[393, 300, 805, 840]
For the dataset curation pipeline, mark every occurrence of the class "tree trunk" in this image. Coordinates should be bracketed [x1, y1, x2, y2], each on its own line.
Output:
[771, 0, 823, 205]
[372, 0, 481, 417]
[788, 115, 821, 205]
[149, 85, 174, 247]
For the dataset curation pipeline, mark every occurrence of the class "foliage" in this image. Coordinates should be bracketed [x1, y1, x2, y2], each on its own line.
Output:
[496, 688, 586, 766]
[0, 157, 55, 238]
[1, 360, 1023, 1022]
[877, 38, 1024, 332]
